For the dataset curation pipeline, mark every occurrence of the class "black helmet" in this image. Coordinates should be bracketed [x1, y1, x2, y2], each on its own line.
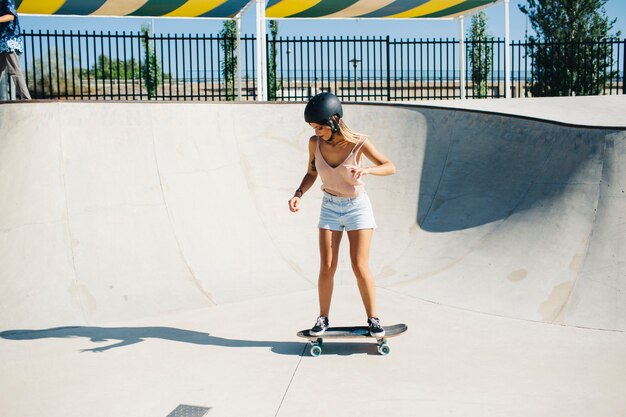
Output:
[304, 92, 343, 130]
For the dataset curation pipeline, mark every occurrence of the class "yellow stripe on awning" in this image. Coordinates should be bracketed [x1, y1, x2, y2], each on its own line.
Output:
[93, 0, 149, 16]
[266, 0, 322, 18]
[165, 0, 227, 17]
[17, 0, 66, 14]
[389, 0, 466, 18]
[325, 0, 395, 18]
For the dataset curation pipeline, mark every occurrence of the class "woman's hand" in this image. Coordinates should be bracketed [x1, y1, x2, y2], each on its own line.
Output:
[288, 196, 301, 212]
[346, 165, 370, 180]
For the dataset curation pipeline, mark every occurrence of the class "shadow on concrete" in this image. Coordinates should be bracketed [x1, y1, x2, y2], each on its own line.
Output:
[415, 108, 610, 232]
[0, 326, 306, 356]
[311, 342, 382, 356]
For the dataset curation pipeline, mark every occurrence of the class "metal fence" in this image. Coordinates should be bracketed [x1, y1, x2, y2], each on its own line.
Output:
[4, 30, 624, 101]
[510, 38, 625, 97]
[11, 30, 257, 100]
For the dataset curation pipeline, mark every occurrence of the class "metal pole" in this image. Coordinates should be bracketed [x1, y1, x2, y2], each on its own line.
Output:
[255, 0, 267, 101]
[260, 0, 267, 101]
[385, 35, 390, 100]
[236, 1, 256, 101]
[504, 0, 511, 98]
[622, 38, 626, 95]
[458, 16, 466, 99]
[236, 16, 242, 101]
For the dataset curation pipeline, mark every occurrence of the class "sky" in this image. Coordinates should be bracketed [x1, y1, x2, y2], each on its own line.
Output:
[19, 1, 626, 41]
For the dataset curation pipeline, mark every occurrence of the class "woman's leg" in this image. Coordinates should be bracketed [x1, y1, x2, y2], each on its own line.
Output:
[347, 229, 377, 318]
[3, 53, 31, 100]
[318, 228, 343, 317]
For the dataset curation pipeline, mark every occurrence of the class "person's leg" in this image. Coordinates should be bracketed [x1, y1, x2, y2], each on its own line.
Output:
[0, 54, 8, 100]
[318, 228, 343, 317]
[347, 229, 377, 318]
[4, 53, 31, 100]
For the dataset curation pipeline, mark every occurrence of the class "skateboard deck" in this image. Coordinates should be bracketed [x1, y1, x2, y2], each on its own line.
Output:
[297, 323, 407, 356]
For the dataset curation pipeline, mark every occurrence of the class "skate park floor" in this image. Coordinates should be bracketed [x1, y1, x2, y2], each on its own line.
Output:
[1, 95, 625, 417]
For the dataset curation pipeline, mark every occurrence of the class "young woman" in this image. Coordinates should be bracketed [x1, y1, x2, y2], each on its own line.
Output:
[288, 92, 396, 337]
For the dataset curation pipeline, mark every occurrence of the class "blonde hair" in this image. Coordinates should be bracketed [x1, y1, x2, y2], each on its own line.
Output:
[334, 116, 367, 144]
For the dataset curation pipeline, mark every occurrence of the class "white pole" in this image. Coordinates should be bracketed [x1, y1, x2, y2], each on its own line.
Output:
[236, 1, 256, 101]
[458, 16, 466, 99]
[255, 1, 261, 100]
[255, 0, 267, 101]
[504, 0, 511, 98]
[260, 0, 267, 101]
[236, 16, 242, 101]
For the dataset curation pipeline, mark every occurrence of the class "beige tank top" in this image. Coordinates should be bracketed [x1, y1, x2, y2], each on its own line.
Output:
[315, 136, 368, 198]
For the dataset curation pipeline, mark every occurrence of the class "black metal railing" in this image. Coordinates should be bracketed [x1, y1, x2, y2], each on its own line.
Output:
[3, 31, 624, 101]
[13, 30, 256, 100]
[510, 38, 625, 97]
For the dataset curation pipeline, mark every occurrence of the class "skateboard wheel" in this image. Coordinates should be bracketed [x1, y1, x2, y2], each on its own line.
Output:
[378, 343, 391, 356]
[310, 345, 322, 357]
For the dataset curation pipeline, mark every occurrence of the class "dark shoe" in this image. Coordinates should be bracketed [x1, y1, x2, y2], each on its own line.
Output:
[368, 317, 385, 337]
[310, 316, 329, 336]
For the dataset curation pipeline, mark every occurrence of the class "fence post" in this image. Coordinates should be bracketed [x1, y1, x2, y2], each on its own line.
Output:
[504, 0, 511, 98]
[386, 35, 391, 101]
[458, 16, 465, 99]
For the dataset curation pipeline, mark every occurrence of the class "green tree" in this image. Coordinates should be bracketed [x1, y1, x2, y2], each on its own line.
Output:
[87, 55, 140, 80]
[519, 0, 621, 97]
[268, 20, 279, 100]
[467, 11, 493, 98]
[26, 50, 81, 99]
[140, 23, 161, 99]
[219, 20, 237, 100]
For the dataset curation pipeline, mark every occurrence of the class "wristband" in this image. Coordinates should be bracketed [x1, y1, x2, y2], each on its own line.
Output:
[296, 188, 304, 197]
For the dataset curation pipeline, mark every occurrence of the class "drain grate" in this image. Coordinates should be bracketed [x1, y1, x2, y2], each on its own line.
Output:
[166, 404, 211, 417]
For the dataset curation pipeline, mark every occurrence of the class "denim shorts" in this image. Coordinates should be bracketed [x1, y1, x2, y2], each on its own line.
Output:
[318, 192, 377, 231]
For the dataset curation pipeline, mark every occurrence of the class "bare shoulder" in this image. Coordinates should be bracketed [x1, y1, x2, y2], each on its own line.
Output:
[360, 136, 378, 153]
[360, 137, 392, 164]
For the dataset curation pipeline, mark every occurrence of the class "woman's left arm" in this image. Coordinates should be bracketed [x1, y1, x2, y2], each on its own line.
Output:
[349, 140, 396, 179]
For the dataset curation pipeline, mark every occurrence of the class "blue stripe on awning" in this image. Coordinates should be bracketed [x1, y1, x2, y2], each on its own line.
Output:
[266, 0, 282, 8]
[55, 0, 108, 16]
[129, 0, 188, 16]
[200, 0, 250, 18]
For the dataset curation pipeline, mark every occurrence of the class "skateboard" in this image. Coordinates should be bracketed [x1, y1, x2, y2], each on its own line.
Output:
[297, 323, 407, 357]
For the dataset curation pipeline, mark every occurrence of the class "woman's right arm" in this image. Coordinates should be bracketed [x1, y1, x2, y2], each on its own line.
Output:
[288, 137, 318, 213]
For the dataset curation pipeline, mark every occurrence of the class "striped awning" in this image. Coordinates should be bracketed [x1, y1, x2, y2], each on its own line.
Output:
[266, 0, 500, 19]
[17, 0, 500, 19]
[15, 0, 252, 18]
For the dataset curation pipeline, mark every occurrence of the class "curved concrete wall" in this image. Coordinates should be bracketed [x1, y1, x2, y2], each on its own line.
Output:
[0, 101, 624, 330]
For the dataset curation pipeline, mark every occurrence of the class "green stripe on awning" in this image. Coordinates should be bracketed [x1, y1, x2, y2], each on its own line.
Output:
[422, 0, 494, 17]
[360, 0, 429, 18]
[55, 0, 108, 15]
[290, 0, 360, 18]
[129, 0, 188, 16]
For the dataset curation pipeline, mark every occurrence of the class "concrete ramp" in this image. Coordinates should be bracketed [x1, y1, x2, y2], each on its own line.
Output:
[391, 106, 626, 331]
[1, 99, 625, 331]
[1, 98, 626, 417]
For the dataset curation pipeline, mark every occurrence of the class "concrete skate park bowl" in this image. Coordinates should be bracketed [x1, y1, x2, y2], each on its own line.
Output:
[1, 97, 625, 417]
